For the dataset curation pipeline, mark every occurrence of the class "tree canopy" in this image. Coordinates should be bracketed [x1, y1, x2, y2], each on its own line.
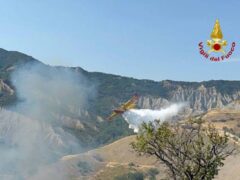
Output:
[131, 118, 236, 180]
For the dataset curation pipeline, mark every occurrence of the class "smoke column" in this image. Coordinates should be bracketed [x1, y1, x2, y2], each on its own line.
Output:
[122, 103, 186, 133]
[0, 63, 95, 180]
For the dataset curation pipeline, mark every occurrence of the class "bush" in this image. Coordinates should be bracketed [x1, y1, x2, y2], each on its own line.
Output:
[92, 154, 104, 162]
[128, 162, 135, 167]
[77, 161, 92, 175]
[147, 168, 159, 178]
[233, 136, 239, 141]
[114, 171, 144, 180]
[219, 119, 227, 122]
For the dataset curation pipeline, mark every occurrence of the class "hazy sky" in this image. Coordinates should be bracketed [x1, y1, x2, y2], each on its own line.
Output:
[0, 0, 239, 81]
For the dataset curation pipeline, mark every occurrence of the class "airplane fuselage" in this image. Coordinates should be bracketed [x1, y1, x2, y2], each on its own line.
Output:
[107, 94, 139, 120]
[114, 109, 125, 114]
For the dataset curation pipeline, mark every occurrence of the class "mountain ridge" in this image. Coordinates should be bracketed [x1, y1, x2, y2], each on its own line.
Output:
[1, 48, 240, 148]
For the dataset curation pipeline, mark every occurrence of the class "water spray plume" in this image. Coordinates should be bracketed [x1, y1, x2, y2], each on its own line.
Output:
[122, 103, 186, 133]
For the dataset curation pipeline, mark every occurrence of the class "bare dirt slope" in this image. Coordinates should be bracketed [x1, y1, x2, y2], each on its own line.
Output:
[60, 135, 166, 180]
[202, 109, 240, 180]
[215, 155, 240, 180]
[59, 133, 240, 180]
[88, 135, 157, 165]
[32, 108, 240, 180]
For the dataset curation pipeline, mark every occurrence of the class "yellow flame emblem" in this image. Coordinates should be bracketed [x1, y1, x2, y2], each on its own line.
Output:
[207, 19, 227, 54]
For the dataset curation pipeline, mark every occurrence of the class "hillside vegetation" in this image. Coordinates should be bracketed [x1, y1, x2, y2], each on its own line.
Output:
[1, 48, 240, 149]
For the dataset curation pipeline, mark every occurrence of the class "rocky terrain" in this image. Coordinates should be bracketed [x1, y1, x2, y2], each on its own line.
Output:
[1, 48, 240, 148]
[30, 106, 240, 180]
[28, 135, 165, 180]
[0, 48, 240, 179]
[0, 49, 240, 146]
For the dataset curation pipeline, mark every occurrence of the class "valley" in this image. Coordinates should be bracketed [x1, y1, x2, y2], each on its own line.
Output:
[0, 48, 240, 179]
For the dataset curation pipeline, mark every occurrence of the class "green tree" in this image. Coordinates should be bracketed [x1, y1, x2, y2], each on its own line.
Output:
[131, 119, 236, 180]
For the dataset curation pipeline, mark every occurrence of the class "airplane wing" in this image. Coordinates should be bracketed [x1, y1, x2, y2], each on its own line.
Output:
[122, 95, 139, 109]
[107, 94, 139, 120]
[107, 111, 119, 120]
[125, 103, 136, 109]
[123, 100, 133, 108]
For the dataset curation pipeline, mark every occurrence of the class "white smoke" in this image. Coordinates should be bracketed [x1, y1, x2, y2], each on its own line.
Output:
[0, 63, 95, 180]
[123, 103, 186, 133]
